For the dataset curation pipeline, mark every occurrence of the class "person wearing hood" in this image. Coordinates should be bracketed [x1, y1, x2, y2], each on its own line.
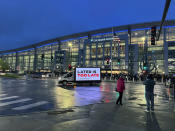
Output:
[143, 74, 156, 112]
[116, 75, 125, 105]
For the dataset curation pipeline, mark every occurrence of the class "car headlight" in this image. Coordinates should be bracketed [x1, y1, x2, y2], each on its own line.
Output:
[58, 77, 61, 80]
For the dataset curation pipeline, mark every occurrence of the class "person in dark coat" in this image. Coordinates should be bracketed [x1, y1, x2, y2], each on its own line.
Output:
[116, 76, 125, 105]
[143, 74, 156, 112]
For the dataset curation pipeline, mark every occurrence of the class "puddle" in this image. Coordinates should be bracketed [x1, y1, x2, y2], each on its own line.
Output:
[47, 109, 74, 115]
[128, 97, 138, 100]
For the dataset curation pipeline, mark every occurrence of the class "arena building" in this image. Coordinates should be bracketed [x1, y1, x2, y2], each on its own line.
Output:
[0, 20, 175, 75]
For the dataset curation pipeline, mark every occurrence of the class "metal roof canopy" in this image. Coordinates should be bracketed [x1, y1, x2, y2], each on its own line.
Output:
[157, 0, 172, 41]
[0, 20, 175, 54]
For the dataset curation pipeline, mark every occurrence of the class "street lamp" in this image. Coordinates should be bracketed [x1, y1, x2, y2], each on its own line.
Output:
[68, 42, 72, 48]
[142, 37, 145, 41]
[68, 42, 72, 70]
[111, 32, 120, 79]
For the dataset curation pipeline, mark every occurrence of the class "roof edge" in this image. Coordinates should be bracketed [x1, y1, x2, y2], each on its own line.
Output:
[1, 20, 175, 54]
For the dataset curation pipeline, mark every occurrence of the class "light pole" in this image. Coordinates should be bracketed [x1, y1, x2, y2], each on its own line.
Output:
[111, 32, 120, 79]
[68, 42, 72, 70]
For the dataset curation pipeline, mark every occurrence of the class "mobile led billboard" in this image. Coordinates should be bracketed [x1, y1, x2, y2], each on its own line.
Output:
[75, 68, 101, 81]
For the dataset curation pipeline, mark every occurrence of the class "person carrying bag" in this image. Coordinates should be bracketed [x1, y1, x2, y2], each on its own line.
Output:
[115, 75, 125, 105]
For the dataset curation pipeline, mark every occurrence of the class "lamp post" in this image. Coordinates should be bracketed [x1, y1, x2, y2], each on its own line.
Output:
[68, 42, 72, 70]
[111, 32, 120, 79]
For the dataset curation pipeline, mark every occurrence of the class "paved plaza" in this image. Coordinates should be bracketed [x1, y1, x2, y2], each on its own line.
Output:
[0, 78, 174, 131]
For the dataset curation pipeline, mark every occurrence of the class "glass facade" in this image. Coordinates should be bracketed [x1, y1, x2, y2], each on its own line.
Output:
[1, 23, 175, 75]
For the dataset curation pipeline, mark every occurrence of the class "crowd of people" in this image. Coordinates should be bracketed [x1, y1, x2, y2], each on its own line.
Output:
[102, 73, 175, 87]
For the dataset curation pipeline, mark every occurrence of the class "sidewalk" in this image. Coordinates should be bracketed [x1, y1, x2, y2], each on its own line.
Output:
[0, 82, 174, 131]
[0, 101, 174, 131]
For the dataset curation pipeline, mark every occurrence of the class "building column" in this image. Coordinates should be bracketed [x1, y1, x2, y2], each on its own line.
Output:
[126, 28, 131, 72]
[102, 41, 105, 65]
[163, 28, 169, 75]
[88, 35, 92, 66]
[22, 55, 25, 71]
[96, 42, 98, 66]
[12, 54, 14, 71]
[51, 44, 53, 71]
[78, 40, 81, 66]
[15, 52, 18, 72]
[28, 54, 31, 71]
[83, 42, 86, 66]
[133, 44, 139, 74]
[110, 41, 112, 64]
[33, 47, 37, 72]
[125, 34, 129, 71]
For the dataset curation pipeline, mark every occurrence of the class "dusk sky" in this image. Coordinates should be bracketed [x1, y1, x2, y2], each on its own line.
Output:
[0, 0, 175, 51]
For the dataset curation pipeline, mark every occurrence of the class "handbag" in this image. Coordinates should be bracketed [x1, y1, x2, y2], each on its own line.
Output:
[116, 92, 119, 99]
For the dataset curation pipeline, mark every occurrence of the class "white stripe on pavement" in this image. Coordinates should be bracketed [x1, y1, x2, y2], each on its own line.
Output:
[12, 101, 49, 110]
[0, 96, 19, 100]
[0, 94, 7, 97]
[0, 98, 32, 107]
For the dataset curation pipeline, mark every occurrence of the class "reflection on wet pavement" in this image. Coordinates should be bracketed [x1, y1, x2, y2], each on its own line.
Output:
[0, 78, 174, 115]
[124, 83, 175, 112]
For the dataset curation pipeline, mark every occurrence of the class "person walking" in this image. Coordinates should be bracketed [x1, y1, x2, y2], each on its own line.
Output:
[116, 75, 125, 105]
[143, 74, 156, 112]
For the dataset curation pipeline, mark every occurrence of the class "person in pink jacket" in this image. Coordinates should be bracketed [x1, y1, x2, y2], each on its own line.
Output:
[116, 76, 125, 105]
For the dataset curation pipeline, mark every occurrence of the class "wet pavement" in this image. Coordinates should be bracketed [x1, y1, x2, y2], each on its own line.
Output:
[0, 77, 175, 130]
[0, 78, 174, 116]
[0, 78, 115, 115]
[0, 100, 175, 131]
